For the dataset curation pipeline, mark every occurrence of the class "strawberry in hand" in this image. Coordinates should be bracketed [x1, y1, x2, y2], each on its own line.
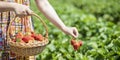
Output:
[71, 39, 76, 45]
[71, 39, 82, 50]
[78, 41, 82, 46]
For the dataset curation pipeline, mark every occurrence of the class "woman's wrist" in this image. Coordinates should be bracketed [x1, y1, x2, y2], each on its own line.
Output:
[60, 25, 67, 32]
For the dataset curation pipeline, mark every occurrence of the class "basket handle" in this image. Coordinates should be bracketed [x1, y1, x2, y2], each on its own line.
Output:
[7, 13, 48, 41]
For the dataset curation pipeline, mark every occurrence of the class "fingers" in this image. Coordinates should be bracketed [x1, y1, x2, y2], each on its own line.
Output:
[16, 10, 32, 17]
[15, 5, 32, 17]
[63, 27, 79, 38]
[17, 11, 27, 17]
[26, 8, 33, 15]
[73, 27, 79, 38]
[72, 27, 79, 38]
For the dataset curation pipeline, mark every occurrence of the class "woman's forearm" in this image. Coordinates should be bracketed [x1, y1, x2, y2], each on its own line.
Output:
[35, 0, 66, 31]
[0, 1, 15, 12]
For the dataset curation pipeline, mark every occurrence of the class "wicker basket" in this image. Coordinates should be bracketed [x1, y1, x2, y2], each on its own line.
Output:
[6, 13, 49, 56]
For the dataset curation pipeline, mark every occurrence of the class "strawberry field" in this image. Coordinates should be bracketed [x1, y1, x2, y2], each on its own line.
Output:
[31, 0, 120, 60]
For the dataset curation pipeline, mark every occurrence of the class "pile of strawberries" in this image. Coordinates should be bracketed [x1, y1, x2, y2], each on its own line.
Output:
[71, 39, 82, 50]
[12, 31, 44, 43]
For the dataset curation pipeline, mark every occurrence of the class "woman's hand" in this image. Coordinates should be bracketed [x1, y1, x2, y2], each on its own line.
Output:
[62, 27, 79, 38]
[0, 2, 33, 16]
[13, 3, 33, 17]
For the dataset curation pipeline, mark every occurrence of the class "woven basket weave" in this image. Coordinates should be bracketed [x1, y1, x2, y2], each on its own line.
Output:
[6, 13, 49, 56]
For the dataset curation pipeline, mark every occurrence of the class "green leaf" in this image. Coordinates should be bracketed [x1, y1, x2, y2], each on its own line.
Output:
[16, 39, 21, 42]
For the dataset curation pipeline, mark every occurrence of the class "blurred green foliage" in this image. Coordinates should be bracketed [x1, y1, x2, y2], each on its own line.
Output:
[30, 0, 120, 60]
[73, 0, 120, 23]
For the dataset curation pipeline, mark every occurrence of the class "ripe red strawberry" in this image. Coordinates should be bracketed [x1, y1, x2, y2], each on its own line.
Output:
[16, 35, 22, 39]
[15, 32, 23, 39]
[71, 40, 82, 50]
[31, 31, 36, 38]
[71, 39, 76, 45]
[22, 35, 34, 43]
[78, 41, 82, 46]
[73, 43, 80, 50]
[34, 34, 44, 41]
[12, 39, 16, 42]
[31, 31, 35, 34]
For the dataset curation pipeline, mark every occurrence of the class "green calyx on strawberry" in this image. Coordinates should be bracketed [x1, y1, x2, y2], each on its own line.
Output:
[71, 39, 82, 50]
[16, 38, 21, 42]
